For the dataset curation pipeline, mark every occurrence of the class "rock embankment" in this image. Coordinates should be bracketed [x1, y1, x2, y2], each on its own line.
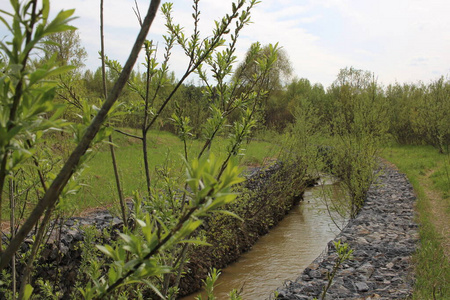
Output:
[2, 161, 313, 298]
[276, 164, 419, 299]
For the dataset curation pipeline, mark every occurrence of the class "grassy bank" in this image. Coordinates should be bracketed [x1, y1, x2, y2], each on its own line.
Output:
[72, 129, 282, 214]
[0, 129, 281, 221]
[382, 144, 449, 299]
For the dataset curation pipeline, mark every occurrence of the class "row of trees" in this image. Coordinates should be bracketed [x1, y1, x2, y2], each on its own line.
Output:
[57, 49, 450, 154]
[285, 67, 449, 217]
[283, 70, 449, 153]
[386, 78, 450, 153]
[37, 22, 450, 154]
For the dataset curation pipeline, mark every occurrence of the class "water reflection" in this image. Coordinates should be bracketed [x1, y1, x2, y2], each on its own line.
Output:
[182, 181, 345, 300]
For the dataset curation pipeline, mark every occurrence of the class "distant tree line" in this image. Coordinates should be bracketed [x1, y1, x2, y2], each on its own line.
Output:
[47, 30, 449, 153]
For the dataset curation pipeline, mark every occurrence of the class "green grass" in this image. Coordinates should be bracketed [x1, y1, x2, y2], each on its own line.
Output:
[382, 144, 450, 299]
[72, 129, 281, 213]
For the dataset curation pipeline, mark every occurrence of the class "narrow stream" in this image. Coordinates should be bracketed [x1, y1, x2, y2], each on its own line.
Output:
[182, 179, 345, 300]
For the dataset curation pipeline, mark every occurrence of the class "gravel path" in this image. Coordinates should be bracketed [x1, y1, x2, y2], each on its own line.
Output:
[276, 164, 419, 299]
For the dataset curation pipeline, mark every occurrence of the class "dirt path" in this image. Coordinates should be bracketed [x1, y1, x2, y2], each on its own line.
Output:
[383, 158, 449, 260]
[423, 168, 450, 259]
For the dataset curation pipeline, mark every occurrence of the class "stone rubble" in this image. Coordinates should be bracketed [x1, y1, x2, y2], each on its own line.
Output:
[276, 165, 419, 299]
[2, 162, 300, 298]
[1, 204, 131, 298]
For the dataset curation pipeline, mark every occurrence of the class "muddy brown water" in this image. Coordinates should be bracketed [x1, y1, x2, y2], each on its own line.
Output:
[182, 179, 346, 300]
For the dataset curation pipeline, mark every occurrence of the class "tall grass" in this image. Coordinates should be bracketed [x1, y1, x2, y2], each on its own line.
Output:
[382, 144, 450, 299]
[72, 129, 281, 213]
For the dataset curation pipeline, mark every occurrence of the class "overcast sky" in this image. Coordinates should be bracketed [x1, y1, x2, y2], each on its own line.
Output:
[1, 0, 450, 88]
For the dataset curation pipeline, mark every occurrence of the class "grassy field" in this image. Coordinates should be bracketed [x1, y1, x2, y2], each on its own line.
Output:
[382, 144, 450, 299]
[72, 129, 282, 214]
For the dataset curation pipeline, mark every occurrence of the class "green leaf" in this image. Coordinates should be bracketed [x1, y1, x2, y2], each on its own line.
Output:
[3, 125, 22, 146]
[136, 219, 146, 227]
[141, 279, 166, 300]
[118, 233, 132, 244]
[23, 284, 34, 300]
[48, 8, 76, 28]
[213, 209, 243, 222]
[42, 0, 50, 21]
[124, 259, 140, 271]
[96, 245, 114, 258]
[107, 267, 118, 285]
[178, 219, 202, 238]
[0, 14, 13, 33]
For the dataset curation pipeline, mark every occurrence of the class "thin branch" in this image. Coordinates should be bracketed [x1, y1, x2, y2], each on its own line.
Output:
[101, 0, 127, 224]
[112, 128, 143, 140]
[9, 178, 16, 299]
[133, 0, 143, 27]
[57, 78, 83, 109]
[144, 2, 244, 134]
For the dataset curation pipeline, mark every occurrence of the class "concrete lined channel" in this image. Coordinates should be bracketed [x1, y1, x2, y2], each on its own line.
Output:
[182, 179, 346, 299]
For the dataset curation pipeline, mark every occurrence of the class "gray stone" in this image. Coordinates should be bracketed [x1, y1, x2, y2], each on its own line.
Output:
[357, 262, 375, 276]
[300, 274, 310, 281]
[355, 281, 370, 292]
[309, 269, 322, 279]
